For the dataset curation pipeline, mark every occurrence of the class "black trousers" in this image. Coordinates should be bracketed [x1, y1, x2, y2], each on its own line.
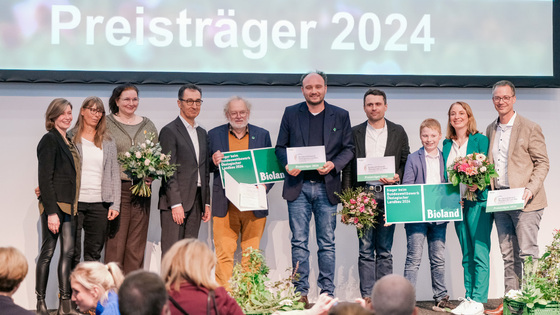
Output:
[36, 213, 75, 298]
[73, 202, 109, 268]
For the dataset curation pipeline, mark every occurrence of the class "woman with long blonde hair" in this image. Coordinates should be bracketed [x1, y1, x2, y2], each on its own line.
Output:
[70, 262, 124, 314]
[161, 239, 243, 315]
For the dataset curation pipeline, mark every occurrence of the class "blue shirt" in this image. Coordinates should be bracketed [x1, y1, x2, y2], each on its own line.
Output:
[96, 290, 120, 315]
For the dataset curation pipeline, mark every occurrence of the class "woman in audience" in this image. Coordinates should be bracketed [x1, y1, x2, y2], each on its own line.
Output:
[104, 83, 158, 274]
[70, 96, 121, 267]
[0, 247, 34, 315]
[70, 261, 124, 315]
[161, 238, 244, 315]
[442, 101, 492, 315]
[36, 98, 80, 315]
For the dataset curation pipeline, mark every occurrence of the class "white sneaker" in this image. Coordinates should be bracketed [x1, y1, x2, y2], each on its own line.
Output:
[451, 297, 471, 314]
[461, 300, 484, 315]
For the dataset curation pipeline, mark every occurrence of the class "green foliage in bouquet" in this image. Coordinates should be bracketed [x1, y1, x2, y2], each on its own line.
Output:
[229, 248, 304, 314]
[118, 132, 177, 197]
[506, 229, 560, 309]
[335, 186, 378, 238]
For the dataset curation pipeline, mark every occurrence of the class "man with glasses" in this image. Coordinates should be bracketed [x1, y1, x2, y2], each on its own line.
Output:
[158, 83, 211, 256]
[342, 88, 410, 303]
[208, 96, 273, 290]
[484, 80, 549, 315]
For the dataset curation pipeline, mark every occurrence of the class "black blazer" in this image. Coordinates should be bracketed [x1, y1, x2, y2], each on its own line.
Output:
[342, 119, 410, 190]
[37, 128, 77, 217]
[158, 117, 210, 211]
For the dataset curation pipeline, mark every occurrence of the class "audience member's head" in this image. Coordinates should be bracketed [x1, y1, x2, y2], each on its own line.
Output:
[119, 270, 168, 315]
[371, 274, 418, 315]
[161, 238, 218, 292]
[0, 247, 28, 295]
[70, 261, 124, 312]
[328, 302, 374, 315]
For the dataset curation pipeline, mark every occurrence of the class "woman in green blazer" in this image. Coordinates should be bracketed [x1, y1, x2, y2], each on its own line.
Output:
[442, 101, 492, 315]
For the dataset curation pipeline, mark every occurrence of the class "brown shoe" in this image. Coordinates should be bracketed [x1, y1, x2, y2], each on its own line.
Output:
[298, 296, 312, 309]
[432, 295, 455, 312]
[484, 303, 503, 315]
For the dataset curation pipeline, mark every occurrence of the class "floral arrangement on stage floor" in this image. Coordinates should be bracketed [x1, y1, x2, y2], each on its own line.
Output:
[229, 248, 304, 314]
[447, 152, 498, 201]
[504, 229, 560, 314]
[336, 186, 378, 238]
[118, 132, 177, 197]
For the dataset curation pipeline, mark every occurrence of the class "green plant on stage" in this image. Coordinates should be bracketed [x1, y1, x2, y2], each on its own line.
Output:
[506, 229, 560, 309]
[229, 248, 304, 314]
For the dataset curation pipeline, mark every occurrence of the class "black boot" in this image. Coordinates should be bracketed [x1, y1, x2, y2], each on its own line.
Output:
[57, 298, 79, 315]
[36, 296, 48, 315]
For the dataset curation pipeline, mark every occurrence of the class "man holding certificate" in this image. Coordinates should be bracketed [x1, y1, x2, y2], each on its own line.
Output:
[484, 80, 549, 315]
[342, 88, 410, 301]
[275, 71, 354, 304]
[209, 96, 273, 290]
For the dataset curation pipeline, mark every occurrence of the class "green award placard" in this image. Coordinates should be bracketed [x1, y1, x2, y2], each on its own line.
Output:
[384, 183, 462, 224]
[219, 147, 285, 186]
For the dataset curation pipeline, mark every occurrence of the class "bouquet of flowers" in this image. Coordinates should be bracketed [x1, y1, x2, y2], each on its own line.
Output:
[336, 186, 378, 238]
[118, 132, 177, 197]
[447, 152, 498, 201]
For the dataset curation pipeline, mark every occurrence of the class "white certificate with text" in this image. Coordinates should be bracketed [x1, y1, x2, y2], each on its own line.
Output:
[224, 171, 267, 211]
[356, 156, 395, 182]
[486, 188, 525, 212]
[287, 146, 326, 171]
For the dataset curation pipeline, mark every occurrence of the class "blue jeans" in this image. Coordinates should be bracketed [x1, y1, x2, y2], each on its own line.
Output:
[494, 209, 543, 293]
[404, 222, 448, 301]
[358, 196, 395, 298]
[288, 181, 337, 296]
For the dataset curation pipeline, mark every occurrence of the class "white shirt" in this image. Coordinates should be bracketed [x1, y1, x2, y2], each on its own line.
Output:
[425, 150, 441, 185]
[492, 112, 517, 189]
[78, 138, 103, 203]
[365, 120, 388, 185]
[446, 138, 469, 196]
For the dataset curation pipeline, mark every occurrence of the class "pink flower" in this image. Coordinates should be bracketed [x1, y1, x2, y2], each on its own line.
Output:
[144, 159, 151, 166]
[354, 217, 359, 224]
[350, 199, 356, 204]
[360, 206, 365, 212]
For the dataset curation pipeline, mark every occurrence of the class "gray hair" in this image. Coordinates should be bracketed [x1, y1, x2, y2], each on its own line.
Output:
[223, 96, 252, 117]
[372, 275, 416, 315]
[492, 80, 516, 96]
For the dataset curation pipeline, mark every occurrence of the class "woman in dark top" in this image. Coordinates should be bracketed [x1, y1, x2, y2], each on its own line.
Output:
[36, 98, 81, 315]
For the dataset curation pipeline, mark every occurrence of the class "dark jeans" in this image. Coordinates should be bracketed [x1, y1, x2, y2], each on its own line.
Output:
[358, 193, 395, 298]
[36, 213, 75, 298]
[73, 202, 109, 268]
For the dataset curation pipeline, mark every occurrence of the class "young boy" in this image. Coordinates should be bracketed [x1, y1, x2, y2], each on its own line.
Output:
[402, 118, 454, 312]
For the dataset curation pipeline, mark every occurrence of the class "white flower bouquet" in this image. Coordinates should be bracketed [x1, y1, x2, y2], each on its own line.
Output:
[118, 132, 177, 197]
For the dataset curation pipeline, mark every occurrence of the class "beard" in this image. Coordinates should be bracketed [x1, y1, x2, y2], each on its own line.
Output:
[229, 120, 248, 130]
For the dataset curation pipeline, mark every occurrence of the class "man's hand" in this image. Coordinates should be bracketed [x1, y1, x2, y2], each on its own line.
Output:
[172, 205, 185, 225]
[317, 161, 335, 175]
[212, 150, 224, 166]
[310, 293, 338, 315]
[107, 209, 119, 221]
[202, 205, 211, 222]
[523, 188, 533, 207]
[286, 165, 301, 177]
[47, 214, 60, 234]
[379, 173, 400, 185]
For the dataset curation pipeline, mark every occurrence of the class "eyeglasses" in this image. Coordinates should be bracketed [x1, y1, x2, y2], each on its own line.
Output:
[119, 97, 139, 103]
[228, 111, 248, 118]
[179, 98, 203, 106]
[492, 95, 514, 103]
[86, 107, 105, 116]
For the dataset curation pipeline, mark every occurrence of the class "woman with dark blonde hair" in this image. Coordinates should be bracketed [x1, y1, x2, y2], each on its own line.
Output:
[70, 96, 121, 267]
[161, 239, 243, 315]
[0, 247, 34, 314]
[36, 98, 80, 314]
[442, 101, 492, 315]
[70, 261, 124, 314]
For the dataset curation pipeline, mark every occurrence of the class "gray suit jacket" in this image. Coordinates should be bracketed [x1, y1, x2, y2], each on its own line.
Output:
[486, 114, 549, 211]
[158, 117, 210, 211]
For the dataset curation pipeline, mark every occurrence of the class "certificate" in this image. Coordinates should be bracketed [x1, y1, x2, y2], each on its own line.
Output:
[385, 183, 462, 224]
[287, 146, 326, 171]
[224, 171, 267, 211]
[357, 156, 395, 182]
[218, 147, 285, 187]
[486, 188, 525, 212]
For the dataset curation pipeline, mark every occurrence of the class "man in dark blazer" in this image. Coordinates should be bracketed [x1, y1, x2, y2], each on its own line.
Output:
[276, 71, 354, 302]
[342, 88, 410, 300]
[158, 84, 211, 257]
[208, 96, 273, 289]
